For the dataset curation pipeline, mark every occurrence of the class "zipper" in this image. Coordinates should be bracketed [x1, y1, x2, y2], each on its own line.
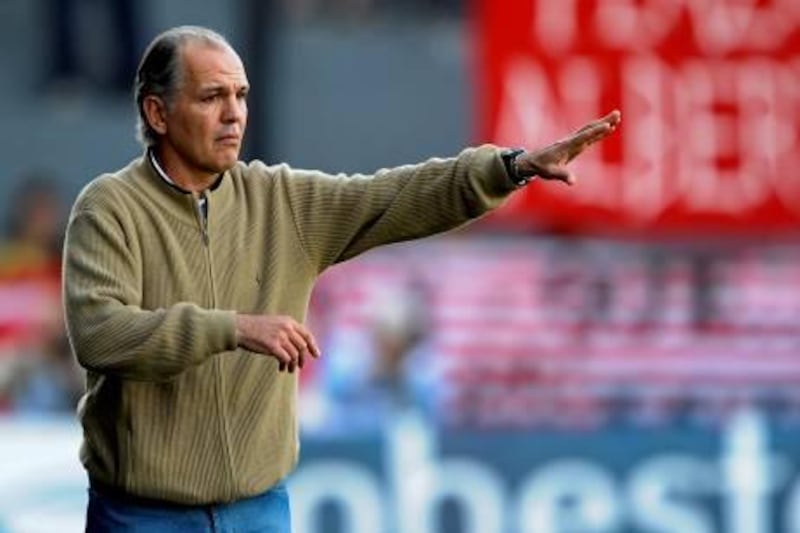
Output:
[193, 192, 236, 498]
[194, 194, 209, 247]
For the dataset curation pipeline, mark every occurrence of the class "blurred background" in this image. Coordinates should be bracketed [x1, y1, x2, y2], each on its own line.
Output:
[1, 0, 800, 532]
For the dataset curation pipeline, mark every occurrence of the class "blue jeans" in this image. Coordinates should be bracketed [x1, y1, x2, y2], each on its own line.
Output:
[85, 482, 291, 532]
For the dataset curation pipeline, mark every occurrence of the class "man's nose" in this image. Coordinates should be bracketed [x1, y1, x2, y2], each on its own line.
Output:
[222, 95, 246, 122]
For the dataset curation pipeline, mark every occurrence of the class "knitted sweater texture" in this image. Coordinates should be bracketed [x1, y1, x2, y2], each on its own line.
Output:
[62, 145, 514, 504]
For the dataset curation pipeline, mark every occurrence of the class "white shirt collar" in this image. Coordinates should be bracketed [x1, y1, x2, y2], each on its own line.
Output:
[147, 149, 208, 216]
[148, 149, 178, 187]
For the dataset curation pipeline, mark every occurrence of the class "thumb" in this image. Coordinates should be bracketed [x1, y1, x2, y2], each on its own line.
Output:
[543, 166, 575, 186]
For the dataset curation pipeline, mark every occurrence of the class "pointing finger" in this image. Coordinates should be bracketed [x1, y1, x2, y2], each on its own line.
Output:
[603, 109, 622, 127]
[571, 110, 621, 136]
[560, 123, 613, 163]
[572, 121, 613, 146]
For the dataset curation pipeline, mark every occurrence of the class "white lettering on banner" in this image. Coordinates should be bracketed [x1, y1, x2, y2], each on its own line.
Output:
[290, 409, 800, 533]
[405, 459, 507, 533]
[532, 0, 578, 54]
[655, 58, 799, 215]
[784, 476, 800, 532]
[772, 58, 800, 213]
[686, 0, 800, 54]
[672, 60, 770, 213]
[0, 420, 86, 533]
[530, 1, 800, 53]
[722, 409, 782, 533]
[494, 58, 558, 149]
[516, 461, 621, 533]
[494, 55, 800, 221]
[593, 0, 687, 50]
[618, 55, 674, 222]
[504, 0, 800, 226]
[628, 456, 717, 533]
[388, 411, 507, 533]
[291, 461, 385, 533]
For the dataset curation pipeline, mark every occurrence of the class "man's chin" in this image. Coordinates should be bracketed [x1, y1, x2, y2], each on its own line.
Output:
[213, 151, 241, 171]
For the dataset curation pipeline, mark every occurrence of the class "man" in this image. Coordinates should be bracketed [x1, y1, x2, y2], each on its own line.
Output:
[63, 25, 620, 532]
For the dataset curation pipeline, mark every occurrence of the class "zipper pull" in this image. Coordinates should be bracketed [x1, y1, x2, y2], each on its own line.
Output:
[195, 195, 209, 246]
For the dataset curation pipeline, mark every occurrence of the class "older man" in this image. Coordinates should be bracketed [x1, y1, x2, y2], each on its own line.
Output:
[63, 25, 620, 532]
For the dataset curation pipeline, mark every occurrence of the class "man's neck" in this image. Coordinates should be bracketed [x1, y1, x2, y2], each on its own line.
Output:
[152, 146, 217, 194]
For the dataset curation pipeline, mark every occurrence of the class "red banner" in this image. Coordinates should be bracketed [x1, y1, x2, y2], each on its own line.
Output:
[474, 0, 800, 237]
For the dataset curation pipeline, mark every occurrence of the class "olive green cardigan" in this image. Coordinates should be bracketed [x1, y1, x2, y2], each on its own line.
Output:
[62, 145, 515, 504]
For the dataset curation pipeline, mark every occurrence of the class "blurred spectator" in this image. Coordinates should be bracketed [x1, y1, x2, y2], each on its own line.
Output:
[1, 174, 65, 265]
[369, 279, 437, 408]
[311, 277, 441, 435]
[300, 236, 800, 435]
[540, 233, 617, 340]
[8, 324, 82, 414]
[0, 175, 75, 414]
[641, 243, 722, 331]
[46, 0, 143, 93]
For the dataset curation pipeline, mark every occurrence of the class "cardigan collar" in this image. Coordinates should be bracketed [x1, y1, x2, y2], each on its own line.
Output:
[132, 150, 236, 228]
[146, 148, 225, 195]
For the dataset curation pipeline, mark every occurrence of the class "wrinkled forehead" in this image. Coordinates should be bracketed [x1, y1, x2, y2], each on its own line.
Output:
[179, 40, 248, 89]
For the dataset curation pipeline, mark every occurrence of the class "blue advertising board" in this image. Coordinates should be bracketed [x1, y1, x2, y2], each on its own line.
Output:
[291, 409, 797, 533]
[2, 409, 799, 532]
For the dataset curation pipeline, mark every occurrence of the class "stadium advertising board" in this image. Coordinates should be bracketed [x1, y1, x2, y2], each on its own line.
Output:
[6, 411, 800, 533]
[475, 0, 800, 236]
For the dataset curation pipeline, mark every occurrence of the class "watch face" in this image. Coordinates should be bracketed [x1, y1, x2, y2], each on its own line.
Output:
[501, 149, 526, 186]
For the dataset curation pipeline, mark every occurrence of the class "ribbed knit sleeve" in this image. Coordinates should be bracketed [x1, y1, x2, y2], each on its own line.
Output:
[280, 144, 514, 270]
[63, 206, 237, 382]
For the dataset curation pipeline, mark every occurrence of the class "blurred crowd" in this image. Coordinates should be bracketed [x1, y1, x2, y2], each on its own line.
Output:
[0, 176, 82, 414]
[3, 169, 800, 436]
[298, 234, 800, 435]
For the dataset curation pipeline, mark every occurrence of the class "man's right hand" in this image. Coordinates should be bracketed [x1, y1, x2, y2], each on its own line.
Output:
[235, 314, 321, 373]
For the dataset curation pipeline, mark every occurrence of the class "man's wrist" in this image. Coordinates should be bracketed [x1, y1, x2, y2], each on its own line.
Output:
[234, 313, 248, 348]
[501, 148, 533, 187]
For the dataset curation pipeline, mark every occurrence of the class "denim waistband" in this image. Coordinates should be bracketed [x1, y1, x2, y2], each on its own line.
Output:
[88, 478, 286, 509]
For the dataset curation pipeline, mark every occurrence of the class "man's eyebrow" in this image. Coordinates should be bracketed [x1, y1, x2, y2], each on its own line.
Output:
[198, 83, 250, 94]
[198, 84, 226, 94]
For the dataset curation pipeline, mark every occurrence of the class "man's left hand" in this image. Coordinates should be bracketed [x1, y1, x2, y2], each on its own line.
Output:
[515, 110, 622, 186]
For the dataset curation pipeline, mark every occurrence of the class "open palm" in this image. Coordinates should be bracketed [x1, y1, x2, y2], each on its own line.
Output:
[517, 110, 621, 185]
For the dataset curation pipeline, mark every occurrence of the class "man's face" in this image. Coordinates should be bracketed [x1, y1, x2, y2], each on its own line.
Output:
[161, 41, 249, 176]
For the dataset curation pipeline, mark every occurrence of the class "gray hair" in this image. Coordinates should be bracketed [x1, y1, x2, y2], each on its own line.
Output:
[134, 26, 233, 147]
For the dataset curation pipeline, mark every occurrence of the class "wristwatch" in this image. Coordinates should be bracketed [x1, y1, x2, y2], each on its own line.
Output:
[500, 148, 531, 187]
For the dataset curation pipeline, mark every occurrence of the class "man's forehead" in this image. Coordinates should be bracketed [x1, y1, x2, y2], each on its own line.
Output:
[182, 41, 248, 86]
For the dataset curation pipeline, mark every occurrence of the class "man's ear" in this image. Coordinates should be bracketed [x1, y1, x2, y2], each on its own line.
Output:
[142, 95, 168, 136]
